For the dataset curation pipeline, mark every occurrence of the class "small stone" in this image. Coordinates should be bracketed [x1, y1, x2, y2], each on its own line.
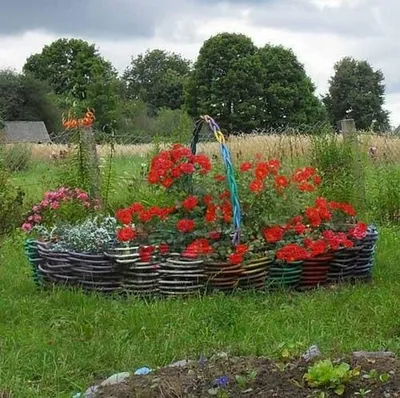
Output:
[302, 345, 321, 362]
[352, 351, 396, 362]
[187, 369, 195, 376]
[84, 385, 99, 398]
[169, 359, 193, 368]
[100, 372, 131, 387]
[134, 367, 152, 375]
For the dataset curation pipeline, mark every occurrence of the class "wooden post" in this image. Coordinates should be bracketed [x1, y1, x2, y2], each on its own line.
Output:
[83, 126, 101, 201]
[340, 119, 366, 213]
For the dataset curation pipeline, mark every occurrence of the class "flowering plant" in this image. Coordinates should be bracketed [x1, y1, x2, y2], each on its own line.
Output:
[22, 187, 100, 232]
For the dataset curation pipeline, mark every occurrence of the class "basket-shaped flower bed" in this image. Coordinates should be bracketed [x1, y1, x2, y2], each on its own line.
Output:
[22, 117, 378, 296]
[159, 254, 205, 296]
[24, 239, 44, 287]
[105, 246, 160, 295]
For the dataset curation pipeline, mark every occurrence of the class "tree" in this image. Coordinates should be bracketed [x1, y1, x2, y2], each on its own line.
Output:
[0, 69, 62, 133]
[256, 45, 326, 128]
[323, 57, 390, 131]
[186, 33, 263, 132]
[123, 49, 191, 113]
[23, 38, 119, 131]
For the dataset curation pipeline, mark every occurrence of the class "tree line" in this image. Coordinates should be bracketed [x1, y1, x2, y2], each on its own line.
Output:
[0, 33, 391, 139]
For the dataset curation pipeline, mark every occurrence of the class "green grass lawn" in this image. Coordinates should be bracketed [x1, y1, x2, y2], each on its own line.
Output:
[1, 228, 399, 397]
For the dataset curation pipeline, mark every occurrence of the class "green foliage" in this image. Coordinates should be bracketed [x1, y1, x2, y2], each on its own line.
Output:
[310, 133, 362, 209]
[0, 157, 24, 236]
[123, 49, 191, 113]
[368, 164, 400, 224]
[256, 45, 327, 127]
[23, 38, 119, 132]
[323, 57, 390, 131]
[186, 34, 325, 132]
[2, 143, 32, 172]
[186, 33, 261, 132]
[235, 370, 257, 390]
[0, 69, 62, 133]
[304, 359, 359, 395]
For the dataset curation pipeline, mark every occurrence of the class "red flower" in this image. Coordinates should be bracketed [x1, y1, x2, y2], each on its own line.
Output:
[249, 179, 264, 193]
[147, 171, 159, 184]
[209, 231, 222, 240]
[219, 190, 230, 200]
[159, 243, 169, 255]
[205, 204, 217, 223]
[313, 175, 322, 185]
[214, 174, 225, 182]
[276, 244, 309, 262]
[130, 202, 144, 213]
[294, 224, 306, 235]
[275, 175, 289, 189]
[235, 244, 248, 255]
[228, 253, 243, 265]
[349, 222, 368, 240]
[305, 239, 327, 257]
[299, 182, 315, 192]
[161, 177, 174, 188]
[193, 154, 212, 173]
[268, 159, 281, 174]
[255, 162, 269, 179]
[139, 210, 152, 223]
[180, 163, 196, 174]
[305, 208, 321, 227]
[183, 239, 213, 258]
[263, 226, 285, 243]
[221, 201, 232, 223]
[240, 162, 252, 172]
[340, 203, 357, 217]
[139, 246, 155, 263]
[177, 219, 195, 233]
[203, 195, 213, 206]
[291, 215, 303, 225]
[182, 195, 198, 211]
[117, 226, 136, 242]
[292, 167, 316, 183]
[116, 208, 132, 225]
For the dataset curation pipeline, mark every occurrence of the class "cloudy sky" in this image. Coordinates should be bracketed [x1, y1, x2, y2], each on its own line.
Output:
[0, 0, 399, 126]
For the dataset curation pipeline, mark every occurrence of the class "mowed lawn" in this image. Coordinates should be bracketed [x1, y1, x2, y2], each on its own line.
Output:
[0, 228, 399, 397]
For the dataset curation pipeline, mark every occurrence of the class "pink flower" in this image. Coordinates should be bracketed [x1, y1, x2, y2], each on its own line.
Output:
[22, 223, 32, 232]
[40, 200, 49, 208]
[50, 201, 60, 210]
[77, 192, 89, 201]
[83, 202, 91, 208]
[33, 214, 42, 223]
[32, 206, 39, 212]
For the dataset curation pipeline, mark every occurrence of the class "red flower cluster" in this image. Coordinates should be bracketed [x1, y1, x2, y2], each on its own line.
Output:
[263, 226, 285, 243]
[322, 230, 353, 250]
[182, 196, 198, 212]
[147, 144, 212, 188]
[330, 201, 357, 217]
[183, 239, 213, 258]
[228, 244, 248, 265]
[117, 226, 136, 242]
[139, 246, 155, 262]
[177, 219, 196, 233]
[349, 222, 368, 240]
[116, 203, 175, 226]
[248, 158, 282, 194]
[276, 244, 309, 262]
[304, 238, 328, 257]
[292, 167, 321, 192]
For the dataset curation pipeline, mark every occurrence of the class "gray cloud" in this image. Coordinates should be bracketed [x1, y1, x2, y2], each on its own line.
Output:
[247, 0, 382, 38]
[0, 0, 165, 38]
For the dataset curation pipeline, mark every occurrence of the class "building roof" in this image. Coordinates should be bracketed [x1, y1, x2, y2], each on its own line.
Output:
[1, 121, 51, 143]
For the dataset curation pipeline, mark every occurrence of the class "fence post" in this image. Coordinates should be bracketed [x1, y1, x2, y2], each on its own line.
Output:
[340, 119, 366, 214]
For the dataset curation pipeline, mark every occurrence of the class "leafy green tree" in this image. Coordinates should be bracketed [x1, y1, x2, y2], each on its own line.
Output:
[323, 57, 390, 131]
[186, 33, 262, 132]
[0, 69, 62, 133]
[256, 45, 326, 128]
[23, 38, 119, 131]
[186, 34, 325, 132]
[123, 49, 191, 113]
